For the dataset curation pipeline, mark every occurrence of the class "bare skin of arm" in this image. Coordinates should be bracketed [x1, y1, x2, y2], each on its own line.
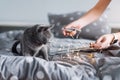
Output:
[63, 0, 111, 36]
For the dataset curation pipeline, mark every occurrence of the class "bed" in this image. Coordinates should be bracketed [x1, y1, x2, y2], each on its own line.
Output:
[0, 10, 119, 80]
[0, 29, 120, 80]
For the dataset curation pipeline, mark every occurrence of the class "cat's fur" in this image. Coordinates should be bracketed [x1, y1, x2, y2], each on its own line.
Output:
[11, 24, 53, 60]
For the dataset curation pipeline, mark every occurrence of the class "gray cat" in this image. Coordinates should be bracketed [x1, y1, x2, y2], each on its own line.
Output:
[12, 24, 53, 60]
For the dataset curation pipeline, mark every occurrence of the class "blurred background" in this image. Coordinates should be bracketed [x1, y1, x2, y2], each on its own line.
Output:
[0, 0, 119, 32]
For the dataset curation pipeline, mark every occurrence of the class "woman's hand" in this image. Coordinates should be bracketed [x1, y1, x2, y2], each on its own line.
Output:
[62, 20, 82, 37]
[90, 34, 114, 49]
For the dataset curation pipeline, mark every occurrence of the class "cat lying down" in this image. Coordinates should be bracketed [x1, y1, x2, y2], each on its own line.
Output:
[11, 24, 54, 60]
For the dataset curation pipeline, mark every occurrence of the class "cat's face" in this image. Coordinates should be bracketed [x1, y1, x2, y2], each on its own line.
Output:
[36, 24, 53, 44]
[24, 24, 54, 45]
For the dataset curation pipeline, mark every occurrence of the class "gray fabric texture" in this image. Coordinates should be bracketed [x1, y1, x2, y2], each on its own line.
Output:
[0, 30, 120, 80]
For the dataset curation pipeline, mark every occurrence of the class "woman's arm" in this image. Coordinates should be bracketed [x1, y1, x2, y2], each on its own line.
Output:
[78, 0, 111, 28]
[63, 0, 111, 36]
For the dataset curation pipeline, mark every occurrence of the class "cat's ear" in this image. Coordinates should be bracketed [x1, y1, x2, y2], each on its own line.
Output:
[43, 27, 50, 31]
[35, 24, 54, 32]
[44, 24, 54, 31]
[41, 24, 54, 31]
[34, 24, 44, 32]
[37, 27, 46, 32]
[49, 24, 54, 30]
